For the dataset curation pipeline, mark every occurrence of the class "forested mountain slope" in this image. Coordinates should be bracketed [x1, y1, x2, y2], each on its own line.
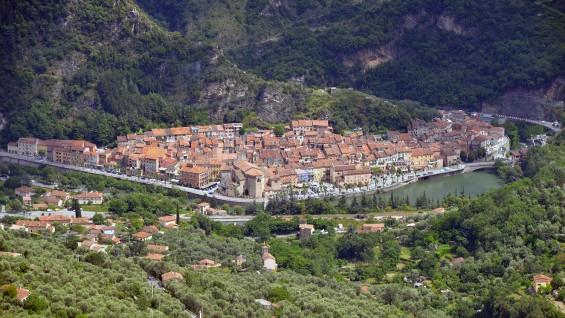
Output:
[1, 0, 563, 145]
[138, 0, 565, 114]
[0, 0, 315, 145]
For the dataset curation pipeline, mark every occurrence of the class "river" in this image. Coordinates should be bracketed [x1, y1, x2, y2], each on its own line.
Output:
[375, 170, 504, 204]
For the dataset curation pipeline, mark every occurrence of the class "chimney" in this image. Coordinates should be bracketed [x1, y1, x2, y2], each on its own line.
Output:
[261, 244, 269, 256]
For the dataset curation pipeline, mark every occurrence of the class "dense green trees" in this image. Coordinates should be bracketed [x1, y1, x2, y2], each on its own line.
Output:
[229, 0, 564, 110]
[0, 231, 190, 317]
[4, 0, 562, 147]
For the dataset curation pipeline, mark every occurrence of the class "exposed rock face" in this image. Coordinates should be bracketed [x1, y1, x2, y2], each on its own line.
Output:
[342, 45, 398, 70]
[199, 78, 307, 123]
[436, 14, 471, 35]
[343, 10, 471, 71]
[255, 84, 307, 122]
[482, 77, 565, 121]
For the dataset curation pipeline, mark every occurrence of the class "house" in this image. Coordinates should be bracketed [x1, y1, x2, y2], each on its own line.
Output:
[0, 285, 31, 302]
[45, 196, 63, 207]
[78, 240, 98, 250]
[298, 223, 314, 239]
[15, 186, 35, 197]
[261, 244, 277, 271]
[142, 225, 159, 234]
[232, 255, 246, 267]
[146, 253, 166, 261]
[192, 259, 221, 269]
[204, 207, 227, 216]
[22, 196, 32, 207]
[16, 287, 32, 302]
[101, 226, 116, 235]
[533, 274, 553, 292]
[451, 257, 465, 265]
[15, 220, 54, 233]
[179, 166, 210, 189]
[70, 217, 91, 225]
[48, 190, 71, 201]
[39, 215, 71, 224]
[359, 223, 385, 233]
[73, 192, 104, 205]
[132, 231, 152, 241]
[0, 251, 22, 257]
[14, 137, 40, 156]
[158, 215, 176, 228]
[255, 299, 272, 309]
[195, 202, 210, 214]
[161, 271, 183, 282]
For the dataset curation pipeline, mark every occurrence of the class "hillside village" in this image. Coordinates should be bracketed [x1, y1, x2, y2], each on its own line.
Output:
[6, 111, 509, 199]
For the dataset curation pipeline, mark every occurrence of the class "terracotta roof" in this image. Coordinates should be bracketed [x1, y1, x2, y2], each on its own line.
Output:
[16, 287, 31, 301]
[158, 215, 176, 222]
[15, 186, 35, 193]
[534, 274, 552, 283]
[132, 232, 152, 239]
[180, 166, 209, 174]
[39, 215, 71, 222]
[74, 192, 103, 199]
[161, 271, 183, 281]
[147, 244, 169, 252]
[146, 253, 166, 261]
[262, 252, 276, 260]
[142, 225, 159, 233]
[50, 190, 69, 198]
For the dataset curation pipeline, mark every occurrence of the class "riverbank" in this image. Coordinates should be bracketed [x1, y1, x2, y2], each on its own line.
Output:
[0, 150, 502, 206]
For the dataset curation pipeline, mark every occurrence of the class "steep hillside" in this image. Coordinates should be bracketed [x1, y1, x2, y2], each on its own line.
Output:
[225, 0, 565, 112]
[0, 0, 316, 145]
[0, 0, 442, 145]
[131, 0, 565, 117]
[1, 0, 563, 145]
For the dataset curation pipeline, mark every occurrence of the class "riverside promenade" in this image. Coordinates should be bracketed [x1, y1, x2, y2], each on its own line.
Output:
[0, 150, 501, 206]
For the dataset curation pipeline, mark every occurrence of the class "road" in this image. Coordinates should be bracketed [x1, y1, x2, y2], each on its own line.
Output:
[480, 113, 561, 133]
[0, 209, 106, 220]
[0, 151, 267, 205]
[0, 151, 500, 206]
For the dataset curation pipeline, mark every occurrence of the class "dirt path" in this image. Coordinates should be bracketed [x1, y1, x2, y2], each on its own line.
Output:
[548, 296, 565, 313]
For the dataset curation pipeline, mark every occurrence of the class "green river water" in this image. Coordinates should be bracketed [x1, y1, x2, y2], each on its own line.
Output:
[375, 170, 505, 204]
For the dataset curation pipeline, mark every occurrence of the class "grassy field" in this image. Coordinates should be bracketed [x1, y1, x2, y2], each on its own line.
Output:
[81, 205, 108, 212]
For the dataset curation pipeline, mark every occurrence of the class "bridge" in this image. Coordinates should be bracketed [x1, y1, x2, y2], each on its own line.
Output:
[482, 113, 561, 133]
[462, 161, 500, 172]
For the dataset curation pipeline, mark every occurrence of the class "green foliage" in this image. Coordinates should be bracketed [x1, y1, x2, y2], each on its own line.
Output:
[299, 90, 438, 133]
[272, 123, 285, 137]
[72, 199, 82, 218]
[23, 293, 48, 312]
[229, 0, 565, 110]
[84, 252, 105, 266]
[92, 213, 106, 225]
[267, 286, 292, 303]
[336, 233, 375, 262]
[2, 284, 17, 298]
[0, 231, 189, 317]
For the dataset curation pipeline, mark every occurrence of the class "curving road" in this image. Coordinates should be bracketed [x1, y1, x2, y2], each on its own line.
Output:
[0, 150, 266, 205]
[481, 113, 561, 133]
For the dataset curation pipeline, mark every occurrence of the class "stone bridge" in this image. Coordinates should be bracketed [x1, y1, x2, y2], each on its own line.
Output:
[462, 161, 501, 172]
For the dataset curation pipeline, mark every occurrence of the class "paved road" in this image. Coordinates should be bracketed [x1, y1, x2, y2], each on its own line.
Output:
[480, 113, 561, 133]
[0, 151, 267, 205]
[0, 151, 501, 206]
[0, 209, 106, 220]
